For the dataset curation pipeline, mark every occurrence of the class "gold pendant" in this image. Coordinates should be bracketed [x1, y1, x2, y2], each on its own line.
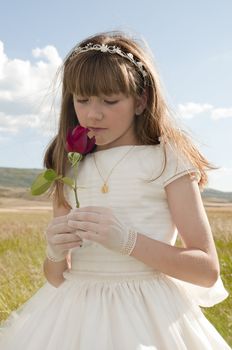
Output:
[101, 183, 109, 193]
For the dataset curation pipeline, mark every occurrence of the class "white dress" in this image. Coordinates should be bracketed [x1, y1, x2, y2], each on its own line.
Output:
[0, 143, 230, 350]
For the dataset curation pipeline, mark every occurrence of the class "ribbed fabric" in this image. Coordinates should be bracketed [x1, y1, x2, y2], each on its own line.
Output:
[0, 144, 230, 350]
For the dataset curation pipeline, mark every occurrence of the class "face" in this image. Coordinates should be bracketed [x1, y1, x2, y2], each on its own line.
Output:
[73, 93, 146, 151]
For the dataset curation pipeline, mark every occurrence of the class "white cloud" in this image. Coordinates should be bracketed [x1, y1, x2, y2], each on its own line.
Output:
[178, 103, 213, 119]
[32, 46, 61, 66]
[211, 108, 232, 120]
[178, 103, 232, 120]
[0, 41, 62, 136]
[208, 168, 232, 192]
[0, 111, 49, 134]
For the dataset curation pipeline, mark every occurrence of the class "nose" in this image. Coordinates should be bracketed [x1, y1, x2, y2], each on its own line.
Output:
[87, 102, 104, 121]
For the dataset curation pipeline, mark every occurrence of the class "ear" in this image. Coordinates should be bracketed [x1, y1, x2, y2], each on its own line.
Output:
[135, 91, 147, 116]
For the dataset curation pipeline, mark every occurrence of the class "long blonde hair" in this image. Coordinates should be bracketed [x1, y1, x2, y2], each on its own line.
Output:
[44, 31, 214, 207]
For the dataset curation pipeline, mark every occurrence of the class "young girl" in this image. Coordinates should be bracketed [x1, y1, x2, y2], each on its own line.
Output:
[0, 31, 231, 349]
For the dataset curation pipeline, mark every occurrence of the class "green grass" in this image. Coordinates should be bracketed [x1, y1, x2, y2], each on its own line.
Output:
[0, 212, 50, 320]
[0, 209, 231, 346]
[203, 238, 232, 341]
[202, 210, 232, 344]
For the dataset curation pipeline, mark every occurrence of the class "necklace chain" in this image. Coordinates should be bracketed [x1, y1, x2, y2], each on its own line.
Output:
[93, 146, 135, 193]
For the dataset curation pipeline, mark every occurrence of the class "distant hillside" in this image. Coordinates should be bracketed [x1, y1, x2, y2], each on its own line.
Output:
[0, 168, 49, 201]
[0, 167, 42, 188]
[201, 188, 232, 203]
[0, 167, 231, 202]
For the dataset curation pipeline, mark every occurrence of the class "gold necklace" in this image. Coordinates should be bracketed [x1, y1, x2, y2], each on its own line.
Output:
[93, 146, 135, 193]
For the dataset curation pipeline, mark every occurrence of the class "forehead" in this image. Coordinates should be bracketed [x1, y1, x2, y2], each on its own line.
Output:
[64, 51, 137, 97]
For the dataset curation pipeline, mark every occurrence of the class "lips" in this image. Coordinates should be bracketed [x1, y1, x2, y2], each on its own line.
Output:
[89, 127, 107, 132]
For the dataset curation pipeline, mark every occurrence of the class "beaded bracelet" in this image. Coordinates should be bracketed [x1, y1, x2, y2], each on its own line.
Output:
[120, 229, 138, 255]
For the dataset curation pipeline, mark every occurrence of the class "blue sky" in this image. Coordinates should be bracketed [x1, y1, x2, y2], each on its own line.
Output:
[0, 0, 232, 191]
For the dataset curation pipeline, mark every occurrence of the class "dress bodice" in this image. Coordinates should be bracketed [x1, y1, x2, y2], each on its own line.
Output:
[65, 143, 195, 274]
[65, 143, 199, 246]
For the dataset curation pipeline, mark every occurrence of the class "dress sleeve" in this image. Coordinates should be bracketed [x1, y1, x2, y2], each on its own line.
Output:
[161, 141, 201, 187]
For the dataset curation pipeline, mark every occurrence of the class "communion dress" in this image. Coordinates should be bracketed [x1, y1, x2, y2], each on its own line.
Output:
[0, 142, 231, 350]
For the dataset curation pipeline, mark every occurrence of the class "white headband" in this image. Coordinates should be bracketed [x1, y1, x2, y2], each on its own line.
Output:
[69, 42, 148, 85]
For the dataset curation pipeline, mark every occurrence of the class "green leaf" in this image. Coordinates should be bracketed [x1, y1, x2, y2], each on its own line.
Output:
[31, 180, 53, 196]
[60, 176, 75, 188]
[31, 172, 53, 196]
[43, 169, 58, 181]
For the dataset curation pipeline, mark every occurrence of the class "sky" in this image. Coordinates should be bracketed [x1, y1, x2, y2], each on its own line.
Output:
[0, 0, 231, 191]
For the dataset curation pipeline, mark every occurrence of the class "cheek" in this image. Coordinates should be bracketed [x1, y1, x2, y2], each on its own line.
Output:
[113, 103, 135, 119]
[73, 101, 80, 115]
[73, 103, 84, 123]
[119, 102, 136, 119]
[73, 102, 78, 116]
[119, 107, 136, 126]
[113, 116, 134, 132]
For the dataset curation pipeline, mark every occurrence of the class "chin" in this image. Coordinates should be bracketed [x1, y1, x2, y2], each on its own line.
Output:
[94, 137, 108, 145]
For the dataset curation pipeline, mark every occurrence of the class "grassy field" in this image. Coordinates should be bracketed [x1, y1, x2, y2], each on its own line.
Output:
[0, 206, 231, 346]
[0, 211, 51, 321]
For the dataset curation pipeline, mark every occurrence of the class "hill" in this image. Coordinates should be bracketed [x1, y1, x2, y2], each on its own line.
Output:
[0, 167, 42, 188]
[0, 167, 231, 203]
[0, 167, 48, 202]
[201, 188, 232, 203]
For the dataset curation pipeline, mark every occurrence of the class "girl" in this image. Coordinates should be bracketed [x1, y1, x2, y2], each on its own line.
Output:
[0, 31, 231, 349]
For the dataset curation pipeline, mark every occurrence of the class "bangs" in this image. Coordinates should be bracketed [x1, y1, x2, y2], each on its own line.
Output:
[64, 52, 138, 97]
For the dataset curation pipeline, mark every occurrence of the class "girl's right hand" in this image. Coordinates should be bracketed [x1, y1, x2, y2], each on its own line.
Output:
[45, 215, 83, 262]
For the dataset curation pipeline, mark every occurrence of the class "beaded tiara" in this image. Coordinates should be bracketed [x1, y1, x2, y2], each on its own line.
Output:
[69, 42, 148, 85]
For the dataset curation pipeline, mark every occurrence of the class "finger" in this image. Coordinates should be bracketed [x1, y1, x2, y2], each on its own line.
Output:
[51, 233, 83, 244]
[73, 231, 83, 239]
[71, 206, 111, 215]
[68, 220, 99, 233]
[59, 241, 83, 250]
[47, 222, 77, 236]
[49, 215, 69, 225]
[68, 211, 100, 224]
[69, 229, 100, 243]
[68, 212, 111, 226]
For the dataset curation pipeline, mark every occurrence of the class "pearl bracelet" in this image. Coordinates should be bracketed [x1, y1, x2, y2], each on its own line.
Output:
[120, 229, 138, 256]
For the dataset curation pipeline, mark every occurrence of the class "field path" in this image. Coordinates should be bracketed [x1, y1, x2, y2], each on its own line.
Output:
[0, 198, 231, 213]
[0, 198, 52, 212]
[0, 206, 52, 213]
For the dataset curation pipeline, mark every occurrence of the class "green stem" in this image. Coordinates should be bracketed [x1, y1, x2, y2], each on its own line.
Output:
[73, 187, 79, 208]
[73, 161, 80, 208]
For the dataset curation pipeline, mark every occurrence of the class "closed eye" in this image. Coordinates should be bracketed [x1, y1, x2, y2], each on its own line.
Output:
[104, 100, 119, 105]
[76, 99, 88, 103]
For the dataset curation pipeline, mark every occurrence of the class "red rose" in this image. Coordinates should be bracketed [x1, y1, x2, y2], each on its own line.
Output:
[66, 126, 96, 154]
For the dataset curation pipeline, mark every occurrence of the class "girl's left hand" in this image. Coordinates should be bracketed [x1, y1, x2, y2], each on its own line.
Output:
[67, 206, 134, 254]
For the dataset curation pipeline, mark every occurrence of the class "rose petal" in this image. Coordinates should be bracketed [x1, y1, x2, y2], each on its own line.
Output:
[66, 126, 95, 154]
